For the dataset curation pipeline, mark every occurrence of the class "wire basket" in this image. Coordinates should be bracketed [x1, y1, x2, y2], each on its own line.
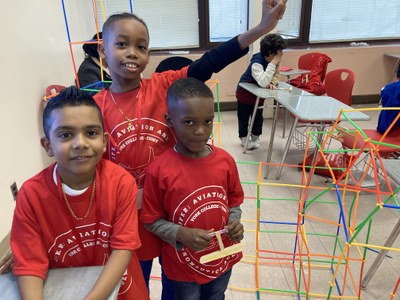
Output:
[292, 126, 317, 150]
[292, 125, 334, 151]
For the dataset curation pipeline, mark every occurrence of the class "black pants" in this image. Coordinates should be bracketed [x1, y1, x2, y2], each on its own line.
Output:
[237, 101, 264, 138]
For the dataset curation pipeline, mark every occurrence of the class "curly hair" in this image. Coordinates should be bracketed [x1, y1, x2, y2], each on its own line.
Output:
[260, 34, 287, 57]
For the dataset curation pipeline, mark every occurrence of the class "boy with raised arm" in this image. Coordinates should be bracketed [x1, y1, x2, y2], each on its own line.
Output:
[94, 2, 286, 296]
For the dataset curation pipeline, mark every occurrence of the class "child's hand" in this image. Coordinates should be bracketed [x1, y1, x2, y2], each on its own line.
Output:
[260, 0, 287, 34]
[237, 0, 287, 50]
[271, 51, 284, 66]
[268, 83, 277, 90]
[226, 220, 244, 243]
[177, 227, 213, 251]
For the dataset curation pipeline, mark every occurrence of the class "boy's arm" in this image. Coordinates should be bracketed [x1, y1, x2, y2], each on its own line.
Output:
[227, 206, 244, 243]
[252, 62, 277, 88]
[187, 0, 287, 82]
[17, 275, 44, 300]
[271, 62, 281, 86]
[84, 249, 132, 300]
[145, 220, 212, 252]
[229, 206, 242, 222]
[144, 219, 181, 248]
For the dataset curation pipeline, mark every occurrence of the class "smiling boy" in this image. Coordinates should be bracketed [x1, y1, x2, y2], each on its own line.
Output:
[10, 86, 148, 300]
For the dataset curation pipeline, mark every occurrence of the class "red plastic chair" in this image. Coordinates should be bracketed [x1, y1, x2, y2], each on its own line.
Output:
[341, 126, 400, 158]
[291, 52, 332, 96]
[325, 69, 355, 106]
[298, 52, 330, 83]
[290, 68, 355, 151]
[44, 85, 66, 102]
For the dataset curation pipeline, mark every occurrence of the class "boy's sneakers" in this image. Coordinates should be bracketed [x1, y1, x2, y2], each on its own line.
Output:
[240, 135, 260, 150]
[251, 134, 261, 149]
[240, 137, 249, 148]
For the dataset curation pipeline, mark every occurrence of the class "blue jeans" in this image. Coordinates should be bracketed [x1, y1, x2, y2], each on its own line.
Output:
[172, 268, 232, 300]
[140, 256, 175, 300]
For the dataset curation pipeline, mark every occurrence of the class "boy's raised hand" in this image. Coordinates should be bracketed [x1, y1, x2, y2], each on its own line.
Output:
[177, 227, 213, 251]
[238, 0, 287, 50]
[262, 0, 287, 33]
[226, 220, 244, 243]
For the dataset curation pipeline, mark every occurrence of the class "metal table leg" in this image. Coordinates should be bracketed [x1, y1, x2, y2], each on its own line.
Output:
[282, 76, 291, 138]
[264, 102, 280, 178]
[282, 108, 288, 138]
[276, 116, 298, 179]
[243, 96, 260, 154]
[361, 217, 400, 289]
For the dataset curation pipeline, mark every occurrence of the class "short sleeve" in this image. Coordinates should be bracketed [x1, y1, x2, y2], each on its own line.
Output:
[11, 186, 49, 279]
[141, 166, 167, 224]
[109, 172, 140, 251]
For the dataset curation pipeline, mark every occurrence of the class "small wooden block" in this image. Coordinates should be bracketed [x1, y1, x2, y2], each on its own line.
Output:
[200, 242, 247, 264]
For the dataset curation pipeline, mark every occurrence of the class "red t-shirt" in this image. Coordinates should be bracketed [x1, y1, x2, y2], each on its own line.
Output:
[11, 160, 149, 300]
[141, 146, 244, 284]
[94, 68, 188, 260]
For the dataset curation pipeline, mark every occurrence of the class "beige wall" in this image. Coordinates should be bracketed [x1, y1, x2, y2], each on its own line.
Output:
[0, 1, 93, 243]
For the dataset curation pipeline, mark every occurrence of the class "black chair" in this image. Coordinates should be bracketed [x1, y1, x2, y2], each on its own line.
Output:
[155, 56, 193, 72]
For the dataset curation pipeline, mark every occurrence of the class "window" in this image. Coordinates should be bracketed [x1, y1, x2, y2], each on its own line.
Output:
[95, 0, 248, 50]
[276, 0, 400, 45]
[208, 0, 247, 43]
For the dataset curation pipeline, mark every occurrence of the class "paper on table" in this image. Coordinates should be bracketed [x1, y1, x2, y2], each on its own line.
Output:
[280, 66, 293, 72]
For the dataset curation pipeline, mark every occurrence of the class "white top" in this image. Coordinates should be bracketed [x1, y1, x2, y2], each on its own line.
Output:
[251, 62, 278, 87]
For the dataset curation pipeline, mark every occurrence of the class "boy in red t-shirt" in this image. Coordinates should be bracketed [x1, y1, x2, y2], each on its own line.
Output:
[93, 2, 287, 297]
[10, 86, 148, 300]
[141, 78, 245, 299]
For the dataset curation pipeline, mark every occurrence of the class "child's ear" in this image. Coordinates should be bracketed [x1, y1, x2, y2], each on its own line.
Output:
[40, 137, 54, 157]
[98, 43, 106, 60]
[165, 113, 173, 127]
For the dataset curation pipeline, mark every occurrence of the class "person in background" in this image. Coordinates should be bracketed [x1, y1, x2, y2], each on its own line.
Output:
[10, 86, 148, 300]
[376, 63, 400, 134]
[142, 78, 245, 300]
[236, 33, 287, 150]
[77, 32, 112, 92]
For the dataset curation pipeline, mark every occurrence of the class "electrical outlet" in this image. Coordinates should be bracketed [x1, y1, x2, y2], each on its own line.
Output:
[10, 182, 18, 201]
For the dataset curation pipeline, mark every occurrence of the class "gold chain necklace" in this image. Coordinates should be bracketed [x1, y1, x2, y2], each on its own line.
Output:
[61, 181, 96, 221]
[109, 91, 135, 130]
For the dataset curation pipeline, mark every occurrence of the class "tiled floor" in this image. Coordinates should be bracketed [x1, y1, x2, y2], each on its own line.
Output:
[150, 106, 400, 299]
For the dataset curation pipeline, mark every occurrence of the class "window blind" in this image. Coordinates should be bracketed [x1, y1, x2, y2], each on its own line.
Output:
[208, 0, 248, 42]
[275, 0, 302, 39]
[310, 0, 400, 43]
[95, 0, 199, 49]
